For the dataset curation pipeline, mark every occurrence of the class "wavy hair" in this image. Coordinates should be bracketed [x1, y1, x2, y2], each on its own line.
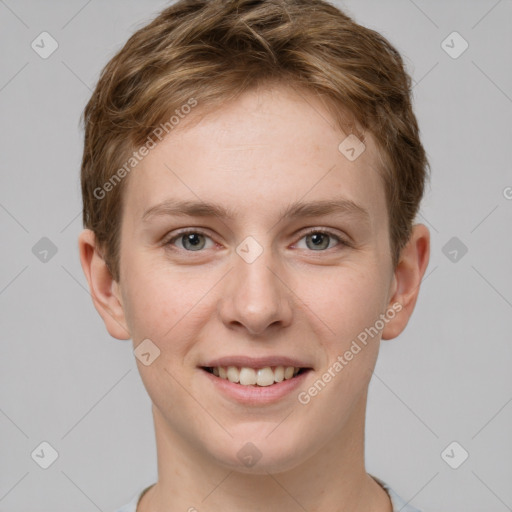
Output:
[80, 0, 430, 282]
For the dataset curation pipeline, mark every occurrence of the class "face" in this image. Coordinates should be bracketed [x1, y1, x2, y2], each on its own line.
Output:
[112, 84, 400, 473]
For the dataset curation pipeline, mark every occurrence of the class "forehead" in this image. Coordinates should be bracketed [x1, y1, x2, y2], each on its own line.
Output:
[122, 84, 387, 230]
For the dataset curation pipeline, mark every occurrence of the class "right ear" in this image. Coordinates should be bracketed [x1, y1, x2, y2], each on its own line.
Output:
[78, 229, 131, 340]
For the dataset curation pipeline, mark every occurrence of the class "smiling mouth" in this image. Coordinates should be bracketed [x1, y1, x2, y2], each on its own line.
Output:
[201, 366, 311, 386]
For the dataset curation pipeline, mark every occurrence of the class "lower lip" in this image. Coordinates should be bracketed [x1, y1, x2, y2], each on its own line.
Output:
[199, 368, 312, 405]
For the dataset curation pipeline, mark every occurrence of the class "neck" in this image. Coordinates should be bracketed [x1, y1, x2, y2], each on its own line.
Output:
[139, 395, 392, 512]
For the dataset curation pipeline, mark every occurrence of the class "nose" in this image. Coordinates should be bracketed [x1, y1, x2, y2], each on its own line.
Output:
[218, 240, 293, 336]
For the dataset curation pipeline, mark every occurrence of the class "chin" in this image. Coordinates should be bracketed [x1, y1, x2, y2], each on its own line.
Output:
[206, 430, 311, 475]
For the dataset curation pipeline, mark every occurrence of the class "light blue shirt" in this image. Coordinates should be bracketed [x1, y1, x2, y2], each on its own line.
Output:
[114, 476, 422, 512]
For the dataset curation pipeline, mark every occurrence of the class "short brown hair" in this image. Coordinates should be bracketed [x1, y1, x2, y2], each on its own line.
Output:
[80, 0, 430, 282]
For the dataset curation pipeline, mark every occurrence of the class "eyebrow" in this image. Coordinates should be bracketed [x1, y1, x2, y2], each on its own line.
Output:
[141, 198, 370, 225]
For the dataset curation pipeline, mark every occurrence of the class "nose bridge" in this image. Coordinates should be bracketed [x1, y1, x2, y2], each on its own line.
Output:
[219, 234, 292, 335]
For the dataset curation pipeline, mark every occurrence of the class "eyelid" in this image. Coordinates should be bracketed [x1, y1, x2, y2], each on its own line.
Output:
[294, 227, 351, 249]
[164, 227, 351, 251]
[164, 228, 216, 249]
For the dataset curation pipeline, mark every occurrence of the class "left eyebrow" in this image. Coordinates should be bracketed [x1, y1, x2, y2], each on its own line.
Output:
[142, 199, 237, 222]
[141, 198, 371, 226]
[278, 198, 371, 226]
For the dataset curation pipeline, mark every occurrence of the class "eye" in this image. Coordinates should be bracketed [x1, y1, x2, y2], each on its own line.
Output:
[165, 230, 215, 251]
[295, 229, 348, 251]
[164, 228, 349, 253]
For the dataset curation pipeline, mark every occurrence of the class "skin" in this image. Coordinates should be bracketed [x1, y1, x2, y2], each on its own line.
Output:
[79, 83, 430, 512]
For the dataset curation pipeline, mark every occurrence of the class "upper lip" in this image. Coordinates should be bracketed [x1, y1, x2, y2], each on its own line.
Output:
[200, 356, 313, 369]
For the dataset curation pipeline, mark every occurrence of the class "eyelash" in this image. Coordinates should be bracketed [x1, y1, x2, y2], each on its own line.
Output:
[163, 228, 350, 252]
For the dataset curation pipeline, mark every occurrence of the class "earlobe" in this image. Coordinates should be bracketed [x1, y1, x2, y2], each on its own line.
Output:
[381, 223, 430, 341]
[78, 229, 131, 340]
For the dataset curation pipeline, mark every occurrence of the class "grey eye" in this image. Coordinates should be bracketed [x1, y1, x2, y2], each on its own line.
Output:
[305, 232, 331, 250]
[180, 233, 207, 251]
[297, 231, 342, 251]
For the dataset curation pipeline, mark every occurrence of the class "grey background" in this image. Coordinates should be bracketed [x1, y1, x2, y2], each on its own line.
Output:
[1, 0, 511, 510]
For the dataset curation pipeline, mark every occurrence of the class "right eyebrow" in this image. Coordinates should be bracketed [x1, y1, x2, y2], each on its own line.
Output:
[141, 197, 371, 227]
[142, 199, 237, 222]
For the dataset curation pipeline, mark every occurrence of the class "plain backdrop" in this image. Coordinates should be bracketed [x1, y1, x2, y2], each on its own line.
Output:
[0, 0, 511, 511]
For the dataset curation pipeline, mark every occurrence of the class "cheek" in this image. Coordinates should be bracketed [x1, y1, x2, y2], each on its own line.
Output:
[121, 257, 184, 342]
[121, 256, 219, 361]
[295, 272, 385, 422]
[297, 265, 387, 348]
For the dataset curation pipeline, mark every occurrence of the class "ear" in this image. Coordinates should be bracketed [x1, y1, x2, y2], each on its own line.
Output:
[78, 229, 131, 340]
[381, 223, 430, 340]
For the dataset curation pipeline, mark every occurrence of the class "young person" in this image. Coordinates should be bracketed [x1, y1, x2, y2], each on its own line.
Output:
[78, 1, 430, 510]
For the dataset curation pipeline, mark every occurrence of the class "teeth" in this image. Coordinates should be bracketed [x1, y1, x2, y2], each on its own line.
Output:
[274, 366, 284, 382]
[227, 366, 240, 383]
[284, 366, 295, 379]
[256, 367, 275, 386]
[239, 367, 256, 385]
[208, 365, 303, 386]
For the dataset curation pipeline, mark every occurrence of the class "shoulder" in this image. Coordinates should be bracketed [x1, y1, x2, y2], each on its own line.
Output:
[371, 475, 423, 512]
[113, 484, 155, 512]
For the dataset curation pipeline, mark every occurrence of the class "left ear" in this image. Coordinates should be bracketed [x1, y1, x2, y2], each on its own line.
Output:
[381, 223, 430, 340]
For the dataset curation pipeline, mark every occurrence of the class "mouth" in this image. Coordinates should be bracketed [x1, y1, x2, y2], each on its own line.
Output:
[200, 365, 312, 387]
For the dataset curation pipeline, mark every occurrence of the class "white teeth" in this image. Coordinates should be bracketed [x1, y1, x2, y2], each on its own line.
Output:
[274, 366, 284, 382]
[226, 366, 240, 383]
[284, 366, 295, 379]
[239, 367, 257, 385]
[209, 365, 303, 386]
[256, 367, 275, 386]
